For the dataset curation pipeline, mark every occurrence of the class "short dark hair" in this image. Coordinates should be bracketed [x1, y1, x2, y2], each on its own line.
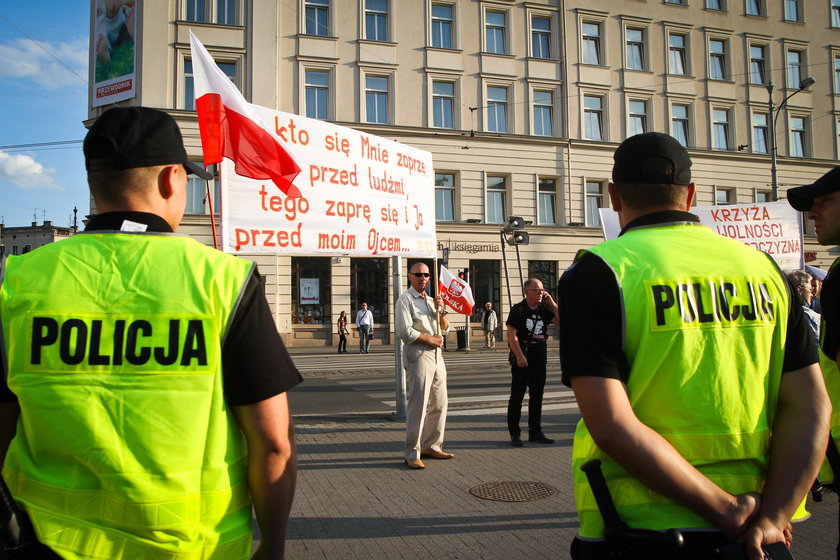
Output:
[88, 166, 160, 206]
[612, 181, 690, 210]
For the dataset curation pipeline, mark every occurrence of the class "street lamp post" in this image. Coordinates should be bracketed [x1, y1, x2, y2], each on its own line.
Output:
[766, 76, 815, 201]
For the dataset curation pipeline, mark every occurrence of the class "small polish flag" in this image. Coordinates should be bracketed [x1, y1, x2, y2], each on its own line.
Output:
[438, 265, 475, 316]
[189, 31, 301, 197]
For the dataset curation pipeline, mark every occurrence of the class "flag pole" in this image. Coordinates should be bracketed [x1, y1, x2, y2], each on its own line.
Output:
[204, 177, 219, 250]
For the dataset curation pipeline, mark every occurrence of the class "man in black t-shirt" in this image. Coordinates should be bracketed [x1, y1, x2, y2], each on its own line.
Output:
[505, 278, 559, 447]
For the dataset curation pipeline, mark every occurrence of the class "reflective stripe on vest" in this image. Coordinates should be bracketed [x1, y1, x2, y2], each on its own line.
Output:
[0, 232, 254, 559]
[572, 223, 793, 538]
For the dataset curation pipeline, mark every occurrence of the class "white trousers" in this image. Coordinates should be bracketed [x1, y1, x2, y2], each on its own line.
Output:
[403, 346, 448, 460]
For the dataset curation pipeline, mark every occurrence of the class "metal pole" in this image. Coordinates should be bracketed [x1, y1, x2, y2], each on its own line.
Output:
[464, 268, 471, 349]
[767, 77, 815, 202]
[500, 230, 512, 308]
[514, 242, 525, 289]
[392, 255, 406, 418]
[767, 81, 779, 201]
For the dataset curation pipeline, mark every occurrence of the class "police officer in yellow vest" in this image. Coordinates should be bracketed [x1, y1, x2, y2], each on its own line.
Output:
[0, 107, 302, 559]
[787, 167, 840, 558]
[558, 132, 830, 560]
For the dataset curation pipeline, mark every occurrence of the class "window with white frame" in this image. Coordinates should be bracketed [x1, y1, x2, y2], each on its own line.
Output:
[709, 39, 727, 80]
[665, 0, 686, 4]
[582, 22, 601, 65]
[706, 0, 724, 10]
[712, 108, 730, 150]
[185, 175, 220, 215]
[752, 112, 769, 154]
[186, 0, 207, 22]
[435, 173, 456, 221]
[487, 86, 508, 133]
[531, 16, 551, 59]
[715, 187, 734, 204]
[584, 95, 603, 140]
[305, 70, 330, 120]
[790, 116, 806, 157]
[833, 0, 840, 28]
[185, 0, 239, 25]
[787, 50, 803, 88]
[626, 28, 645, 70]
[365, 75, 389, 124]
[533, 90, 553, 136]
[184, 59, 236, 110]
[747, 0, 764, 16]
[485, 11, 506, 54]
[750, 45, 766, 85]
[486, 176, 506, 224]
[431, 3, 453, 48]
[669, 34, 687, 76]
[217, 0, 236, 24]
[755, 190, 771, 202]
[365, 0, 388, 41]
[672, 104, 690, 146]
[834, 56, 840, 93]
[629, 100, 647, 136]
[538, 178, 557, 225]
[305, 0, 329, 36]
[585, 181, 605, 227]
[432, 80, 455, 129]
[784, 0, 801, 21]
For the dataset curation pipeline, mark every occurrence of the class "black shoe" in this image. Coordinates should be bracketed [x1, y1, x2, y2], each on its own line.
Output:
[510, 435, 523, 447]
[528, 432, 554, 444]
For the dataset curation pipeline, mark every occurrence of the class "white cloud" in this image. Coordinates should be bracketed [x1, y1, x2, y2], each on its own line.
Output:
[0, 37, 87, 89]
[0, 150, 60, 190]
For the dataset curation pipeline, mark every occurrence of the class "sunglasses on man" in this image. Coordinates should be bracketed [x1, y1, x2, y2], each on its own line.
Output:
[411, 272, 431, 278]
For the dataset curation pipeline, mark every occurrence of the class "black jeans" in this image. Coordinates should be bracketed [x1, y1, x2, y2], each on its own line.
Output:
[507, 343, 547, 436]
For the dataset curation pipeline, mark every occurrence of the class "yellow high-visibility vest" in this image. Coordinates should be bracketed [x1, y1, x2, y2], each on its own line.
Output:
[0, 231, 255, 559]
[571, 222, 797, 538]
[819, 258, 840, 484]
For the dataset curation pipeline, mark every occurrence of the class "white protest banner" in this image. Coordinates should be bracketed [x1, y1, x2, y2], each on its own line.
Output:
[599, 201, 803, 269]
[220, 105, 435, 257]
[438, 266, 475, 315]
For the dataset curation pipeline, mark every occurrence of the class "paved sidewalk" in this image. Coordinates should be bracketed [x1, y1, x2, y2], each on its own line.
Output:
[284, 406, 840, 559]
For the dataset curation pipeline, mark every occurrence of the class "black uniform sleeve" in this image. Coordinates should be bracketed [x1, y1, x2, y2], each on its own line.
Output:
[558, 253, 629, 387]
[222, 268, 303, 406]
[782, 275, 819, 372]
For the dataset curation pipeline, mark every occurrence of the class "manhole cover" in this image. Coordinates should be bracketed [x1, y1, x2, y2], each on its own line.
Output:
[468, 481, 557, 502]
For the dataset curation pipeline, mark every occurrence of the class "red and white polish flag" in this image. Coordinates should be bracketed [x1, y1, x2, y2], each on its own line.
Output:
[189, 31, 302, 197]
[438, 265, 475, 316]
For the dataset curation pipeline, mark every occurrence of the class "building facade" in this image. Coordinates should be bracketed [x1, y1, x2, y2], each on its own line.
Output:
[0, 221, 75, 258]
[88, 0, 840, 347]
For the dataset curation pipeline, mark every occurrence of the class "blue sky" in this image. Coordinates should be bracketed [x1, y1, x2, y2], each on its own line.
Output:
[0, 3, 88, 228]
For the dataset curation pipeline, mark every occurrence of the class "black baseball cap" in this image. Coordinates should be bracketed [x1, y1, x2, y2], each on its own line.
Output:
[84, 106, 213, 180]
[787, 167, 840, 211]
[612, 132, 692, 186]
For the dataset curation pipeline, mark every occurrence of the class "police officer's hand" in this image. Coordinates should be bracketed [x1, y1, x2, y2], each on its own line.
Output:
[719, 492, 760, 542]
[742, 517, 792, 560]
